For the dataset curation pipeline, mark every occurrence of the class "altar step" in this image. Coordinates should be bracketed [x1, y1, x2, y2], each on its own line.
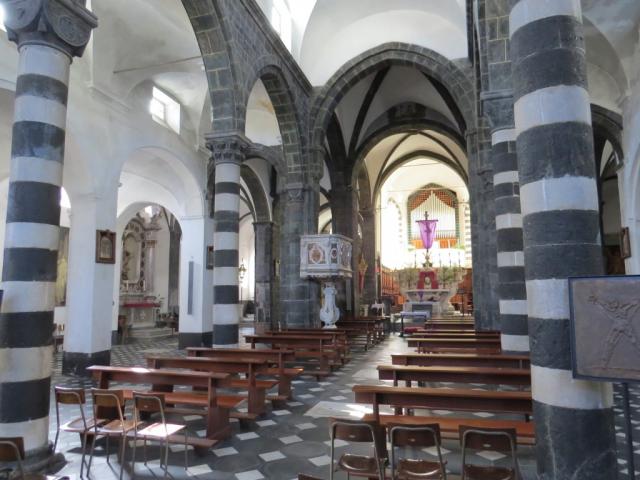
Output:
[128, 325, 175, 340]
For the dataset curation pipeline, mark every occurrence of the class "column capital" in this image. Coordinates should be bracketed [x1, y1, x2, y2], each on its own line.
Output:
[4, 0, 98, 58]
[205, 132, 251, 166]
[284, 182, 311, 203]
[253, 220, 274, 228]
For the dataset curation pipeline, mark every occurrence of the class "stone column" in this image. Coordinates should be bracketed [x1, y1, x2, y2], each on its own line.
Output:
[253, 221, 273, 326]
[486, 110, 529, 352]
[206, 133, 249, 346]
[331, 183, 357, 315]
[510, 1, 617, 477]
[280, 183, 320, 327]
[360, 208, 376, 305]
[0, 1, 97, 457]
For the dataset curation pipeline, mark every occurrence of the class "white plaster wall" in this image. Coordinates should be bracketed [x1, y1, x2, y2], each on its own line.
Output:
[153, 221, 171, 312]
[239, 217, 256, 303]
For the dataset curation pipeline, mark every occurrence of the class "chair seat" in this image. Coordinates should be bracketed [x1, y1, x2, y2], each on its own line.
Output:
[464, 464, 516, 480]
[397, 458, 445, 479]
[60, 417, 104, 433]
[137, 422, 185, 438]
[22, 475, 69, 480]
[96, 419, 137, 434]
[338, 453, 381, 477]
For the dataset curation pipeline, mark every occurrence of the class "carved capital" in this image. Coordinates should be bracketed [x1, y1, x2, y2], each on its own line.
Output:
[205, 132, 251, 166]
[4, 0, 98, 58]
[285, 182, 307, 203]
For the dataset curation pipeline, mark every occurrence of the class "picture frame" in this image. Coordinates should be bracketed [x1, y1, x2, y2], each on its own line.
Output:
[206, 245, 214, 270]
[95, 230, 116, 264]
[621, 227, 631, 259]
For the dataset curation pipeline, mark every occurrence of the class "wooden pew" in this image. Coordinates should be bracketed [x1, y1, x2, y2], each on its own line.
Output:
[336, 320, 378, 349]
[408, 337, 502, 353]
[146, 356, 277, 419]
[377, 365, 531, 387]
[408, 331, 500, 339]
[245, 335, 337, 378]
[87, 365, 239, 441]
[265, 329, 350, 363]
[423, 321, 475, 331]
[353, 384, 532, 417]
[391, 353, 530, 369]
[186, 347, 302, 400]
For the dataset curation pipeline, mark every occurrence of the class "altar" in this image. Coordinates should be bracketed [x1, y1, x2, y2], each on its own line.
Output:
[119, 292, 160, 327]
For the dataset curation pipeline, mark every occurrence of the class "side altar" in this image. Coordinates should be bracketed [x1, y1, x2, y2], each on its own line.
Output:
[300, 234, 353, 328]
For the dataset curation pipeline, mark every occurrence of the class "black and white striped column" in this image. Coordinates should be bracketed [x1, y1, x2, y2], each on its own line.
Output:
[207, 134, 249, 346]
[510, 1, 617, 477]
[0, 2, 96, 456]
[492, 128, 529, 353]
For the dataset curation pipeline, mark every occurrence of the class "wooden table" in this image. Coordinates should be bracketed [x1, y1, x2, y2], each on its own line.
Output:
[391, 353, 530, 369]
[146, 356, 275, 418]
[186, 347, 301, 399]
[87, 365, 235, 440]
[377, 365, 531, 387]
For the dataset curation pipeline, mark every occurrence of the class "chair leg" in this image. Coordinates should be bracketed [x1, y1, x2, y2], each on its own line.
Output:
[132, 434, 137, 480]
[87, 433, 98, 475]
[80, 432, 87, 478]
[164, 439, 170, 480]
[53, 429, 60, 454]
[143, 437, 148, 465]
[184, 435, 188, 471]
[106, 435, 110, 464]
[119, 436, 127, 480]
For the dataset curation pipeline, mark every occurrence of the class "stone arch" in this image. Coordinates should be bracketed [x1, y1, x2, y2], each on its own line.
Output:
[241, 164, 271, 222]
[245, 60, 305, 176]
[182, 0, 240, 133]
[310, 43, 474, 154]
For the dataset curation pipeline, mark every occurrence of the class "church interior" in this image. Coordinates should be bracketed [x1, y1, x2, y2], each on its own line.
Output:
[0, 0, 639, 479]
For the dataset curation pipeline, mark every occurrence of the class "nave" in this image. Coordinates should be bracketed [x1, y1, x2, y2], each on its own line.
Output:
[39, 325, 638, 480]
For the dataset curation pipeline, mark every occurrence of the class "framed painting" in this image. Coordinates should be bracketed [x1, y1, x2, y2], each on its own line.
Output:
[96, 230, 116, 264]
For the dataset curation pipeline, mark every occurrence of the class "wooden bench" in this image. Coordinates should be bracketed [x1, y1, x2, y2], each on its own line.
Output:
[353, 384, 532, 417]
[146, 356, 277, 419]
[87, 365, 239, 441]
[423, 321, 475, 331]
[408, 331, 500, 339]
[186, 347, 302, 400]
[408, 337, 502, 353]
[377, 365, 531, 387]
[245, 334, 338, 378]
[391, 353, 530, 369]
[361, 414, 535, 444]
[336, 320, 379, 349]
[265, 329, 350, 363]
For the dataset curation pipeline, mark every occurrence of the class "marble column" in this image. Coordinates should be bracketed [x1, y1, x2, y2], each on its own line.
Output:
[0, 0, 97, 458]
[510, 1, 617, 477]
[253, 221, 273, 326]
[206, 133, 248, 346]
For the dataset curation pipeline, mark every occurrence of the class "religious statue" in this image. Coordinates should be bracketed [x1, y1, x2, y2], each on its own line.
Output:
[319, 282, 340, 328]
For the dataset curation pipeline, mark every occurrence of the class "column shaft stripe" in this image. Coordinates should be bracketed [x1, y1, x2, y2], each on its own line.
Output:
[491, 129, 516, 145]
[214, 182, 240, 194]
[525, 210, 600, 246]
[214, 162, 240, 180]
[526, 279, 569, 320]
[213, 305, 240, 324]
[214, 285, 239, 304]
[499, 300, 527, 315]
[10, 156, 63, 185]
[214, 249, 238, 268]
[2, 248, 58, 282]
[213, 233, 239, 250]
[501, 334, 530, 352]
[494, 171, 519, 185]
[0, 417, 49, 453]
[515, 86, 591, 135]
[525, 244, 602, 280]
[6, 182, 61, 225]
[213, 267, 237, 284]
[531, 365, 613, 409]
[496, 229, 523, 251]
[5, 223, 60, 250]
[0, 377, 51, 422]
[0, 282, 55, 313]
[494, 182, 520, 199]
[510, 0, 581, 37]
[496, 213, 522, 230]
[212, 323, 239, 345]
[11, 121, 65, 162]
[19, 45, 70, 84]
[520, 177, 598, 215]
[214, 193, 240, 212]
[15, 74, 68, 105]
[14, 96, 67, 130]
[0, 312, 54, 348]
[495, 197, 521, 217]
[528, 317, 572, 369]
[0, 346, 53, 383]
[500, 314, 528, 335]
[497, 251, 524, 267]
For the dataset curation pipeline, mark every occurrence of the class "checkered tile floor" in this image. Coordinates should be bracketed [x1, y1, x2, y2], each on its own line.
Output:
[44, 331, 638, 479]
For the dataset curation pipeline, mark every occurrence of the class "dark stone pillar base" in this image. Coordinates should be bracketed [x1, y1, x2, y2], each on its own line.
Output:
[178, 331, 213, 349]
[21, 445, 64, 474]
[212, 324, 238, 345]
[111, 330, 118, 345]
[62, 350, 111, 377]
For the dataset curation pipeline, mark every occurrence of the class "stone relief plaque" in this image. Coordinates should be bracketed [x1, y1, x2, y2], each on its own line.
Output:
[569, 275, 640, 382]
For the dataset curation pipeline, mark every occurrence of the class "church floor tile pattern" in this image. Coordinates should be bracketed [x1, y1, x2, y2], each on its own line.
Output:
[46, 331, 637, 479]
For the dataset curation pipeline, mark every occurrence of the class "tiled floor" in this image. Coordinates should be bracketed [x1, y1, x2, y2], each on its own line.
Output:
[44, 331, 638, 479]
